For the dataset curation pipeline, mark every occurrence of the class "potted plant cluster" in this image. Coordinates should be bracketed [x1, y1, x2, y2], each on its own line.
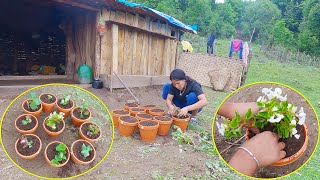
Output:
[216, 87, 308, 166]
[22, 93, 42, 118]
[57, 95, 74, 117]
[70, 139, 96, 164]
[39, 93, 57, 113]
[15, 114, 38, 134]
[71, 101, 91, 126]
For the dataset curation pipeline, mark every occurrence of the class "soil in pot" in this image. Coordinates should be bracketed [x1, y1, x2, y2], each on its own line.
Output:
[151, 109, 165, 113]
[113, 110, 129, 115]
[57, 99, 73, 109]
[125, 102, 139, 109]
[40, 94, 56, 104]
[248, 124, 305, 158]
[173, 115, 189, 119]
[73, 107, 90, 120]
[81, 123, 101, 140]
[144, 105, 156, 108]
[136, 113, 153, 119]
[16, 115, 37, 131]
[23, 100, 41, 112]
[45, 120, 64, 133]
[140, 120, 158, 126]
[16, 135, 41, 156]
[72, 141, 94, 162]
[156, 116, 172, 121]
[46, 142, 68, 165]
[120, 116, 138, 123]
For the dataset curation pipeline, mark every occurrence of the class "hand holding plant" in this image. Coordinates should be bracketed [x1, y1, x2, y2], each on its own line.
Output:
[217, 88, 306, 139]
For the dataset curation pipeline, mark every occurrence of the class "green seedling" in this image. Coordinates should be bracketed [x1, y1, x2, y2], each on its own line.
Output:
[47, 95, 53, 101]
[19, 136, 33, 149]
[81, 143, 92, 158]
[60, 95, 71, 106]
[21, 115, 32, 125]
[51, 143, 67, 165]
[27, 93, 41, 111]
[46, 111, 64, 130]
[79, 101, 89, 118]
[87, 124, 100, 136]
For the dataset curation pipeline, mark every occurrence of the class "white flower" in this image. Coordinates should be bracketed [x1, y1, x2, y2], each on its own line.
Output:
[268, 114, 284, 123]
[290, 119, 297, 125]
[257, 96, 262, 102]
[262, 88, 271, 95]
[257, 96, 267, 103]
[298, 115, 306, 125]
[287, 104, 292, 108]
[216, 122, 225, 136]
[292, 106, 298, 113]
[268, 115, 276, 123]
[272, 107, 279, 112]
[294, 134, 300, 139]
[274, 88, 282, 96]
[292, 127, 297, 135]
[278, 94, 287, 101]
[297, 107, 306, 125]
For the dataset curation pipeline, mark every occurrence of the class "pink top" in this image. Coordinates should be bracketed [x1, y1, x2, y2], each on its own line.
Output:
[232, 39, 243, 51]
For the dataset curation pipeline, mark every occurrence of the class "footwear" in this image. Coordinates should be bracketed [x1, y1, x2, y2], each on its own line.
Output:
[189, 116, 198, 124]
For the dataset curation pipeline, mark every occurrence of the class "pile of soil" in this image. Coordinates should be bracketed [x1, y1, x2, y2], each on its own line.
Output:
[57, 99, 73, 109]
[140, 120, 158, 126]
[72, 141, 94, 162]
[23, 100, 41, 112]
[16, 135, 40, 156]
[45, 120, 64, 132]
[248, 124, 305, 157]
[120, 116, 137, 123]
[46, 142, 68, 165]
[16, 115, 36, 130]
[155, 116, 171, 121]
[150, 109, 164, 113]
[73, 107, 90, 120]
[81, 123, 100, 139]
[113, 110, 129, 115]
[136, 113, 153, 119]
[40, 94, 56, 104]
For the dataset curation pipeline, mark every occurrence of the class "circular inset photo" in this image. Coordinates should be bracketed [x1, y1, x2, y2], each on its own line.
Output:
[213, 83, 318, 178]
[0, 84, 113, 179]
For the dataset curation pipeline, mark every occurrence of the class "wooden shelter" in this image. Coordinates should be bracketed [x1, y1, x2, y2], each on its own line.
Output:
[0, 0, 195, 88]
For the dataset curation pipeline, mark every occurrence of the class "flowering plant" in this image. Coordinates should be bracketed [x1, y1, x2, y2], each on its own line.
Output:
[45, 111, 65, 130]
[19, 135, 33, 149]
[216, 88, 306, 139]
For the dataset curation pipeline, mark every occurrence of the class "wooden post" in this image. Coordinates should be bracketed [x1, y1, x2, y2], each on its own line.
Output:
[132, 14, 139, 74]
[95, 11, 102, 79]
[111, 24, 119, 92]
[147, 17, 152, 76]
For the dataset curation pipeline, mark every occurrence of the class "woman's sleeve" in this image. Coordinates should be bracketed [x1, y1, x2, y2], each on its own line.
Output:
[192, 83, 204, 96]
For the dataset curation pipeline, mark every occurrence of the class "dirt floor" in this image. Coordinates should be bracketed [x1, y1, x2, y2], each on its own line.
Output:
[213, 83, 318, 178]
[0, 85, 226, 179]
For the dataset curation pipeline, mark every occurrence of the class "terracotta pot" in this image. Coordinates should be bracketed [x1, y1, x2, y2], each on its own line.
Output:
[118, 115, 138, 136]
[70, 139, 96, 164]
[112, 109, 129, 128]
[143, 105, 157, 114]
[56, 99, 74, 117]
[15, 114, 38, 134]
[39, 93, 57, 113]
[79, 122, 102, 143]
[172, 115, 190, 132]
[70, 107, 92, 126]
[43, 117, 65, 137]
[15, 134, 42, 160]
[138, 120, 159, 142]
[135, 113, 153, 121]
[149, 108, 166, 116]
[129, 108, 145, 117]
[246, 123, 308, 166]
[123, 102, 139, 110]
[154, 116, 173, 135]
[44, 141, 70, 168]
[22, 99, 42, 119]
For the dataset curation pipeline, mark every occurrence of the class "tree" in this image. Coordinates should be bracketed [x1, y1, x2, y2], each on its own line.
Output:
[272, 20, 294, 47]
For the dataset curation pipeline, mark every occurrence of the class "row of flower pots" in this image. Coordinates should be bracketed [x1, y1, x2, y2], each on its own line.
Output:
[112, 103, 191, 142]
[15, 134, 96, 167]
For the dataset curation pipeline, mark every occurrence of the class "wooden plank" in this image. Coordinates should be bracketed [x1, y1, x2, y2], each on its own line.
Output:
[102, 8, 111, 21]
[147, 17, 152, 76]
[116, 10, 126, 24]
[111, 24, 119, 74]
[53, 0, 99, 11]
[101, 25, 112, 75]
[163, 38, 170, 75]
[138, 15, 146, 29]
[118, 27, 125, 75]
[151, 76, 170, 85]
[111, 75, 152, 88]
[157, 38, 165, 75]
[141, 32, 148, 75]
[136, 32, 144, 75]
[109, 10, 117, 21]
[131, 14, 139, 75]
[126, 12, 135, 26]
[95, 12, 101, 79]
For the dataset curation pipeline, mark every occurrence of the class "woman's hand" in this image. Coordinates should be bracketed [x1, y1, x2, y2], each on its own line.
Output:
[169, 105, 176, 115]
[177, 107, 188, 116]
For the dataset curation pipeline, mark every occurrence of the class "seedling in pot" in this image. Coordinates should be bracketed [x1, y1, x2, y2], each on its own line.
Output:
[87, 124, 100, 136]
[19, 136, 33, 149]
[21, 115, 32, 125]
[27, 93, 41, 111]
[47, 95, 53, 101]
[81, 143, 92, 158]
[80, 101, 90, 119]
[60, 95, 71, 106]
[46, 111, 64, 130]
[51, 143, 67, 165]
[174, 108, 188, 119]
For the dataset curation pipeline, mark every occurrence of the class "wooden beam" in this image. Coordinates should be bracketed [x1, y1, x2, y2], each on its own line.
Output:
[112, 24, 119, 74]
[132, 14, 139, 75]
[95, 11, 101, 79]
[53, 0, 99, 11]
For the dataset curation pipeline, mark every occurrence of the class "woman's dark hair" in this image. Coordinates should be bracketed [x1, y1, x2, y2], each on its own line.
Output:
[170, 69, 189, 81]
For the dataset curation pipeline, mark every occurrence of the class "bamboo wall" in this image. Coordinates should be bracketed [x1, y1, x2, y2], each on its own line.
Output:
[100, 8, 178, 77]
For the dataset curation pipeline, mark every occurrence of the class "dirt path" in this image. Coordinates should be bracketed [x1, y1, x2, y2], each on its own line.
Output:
[0, 85, 230, 179]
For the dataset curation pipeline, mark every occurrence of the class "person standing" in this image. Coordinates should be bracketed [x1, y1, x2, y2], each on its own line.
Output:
[207, 32, 215, 55]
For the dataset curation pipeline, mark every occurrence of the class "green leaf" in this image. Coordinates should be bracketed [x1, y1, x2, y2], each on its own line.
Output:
[51, 159, 60, 165]
[230, 118, 238, 128]
[56, 144, 66, 152]
[244, 108, 252, 121]
[29, 93, 37, 99]
[235, 112, 241, 122]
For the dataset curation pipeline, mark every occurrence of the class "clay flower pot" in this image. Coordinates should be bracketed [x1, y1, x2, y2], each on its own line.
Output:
[79, 122, 102, 143]
[70, 139, 96, 164]
[138, 120, 159, 142]
[15, 134, 42, 160]
[118, 115, 138, 136]
[43, 117, 65, 137]
[22, 99, 42, 119]
[246, 123, 308, 166]
[56, 99, 74, 117]
[129, 108, 145, 117]
[124, 102, 139, 110]
[71, 107, 92, 126]
[15, 114, 38, 134]
[154, 116, 173, 135]
[172, 115, 190, 132]
[112, 109, 129, 128]
[143, 105, 157, 114]
[39, 93, 57, 113]
[149, 108, 166, 116]
[135, 113, 153, 121]
[44, 141, 70, 168]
